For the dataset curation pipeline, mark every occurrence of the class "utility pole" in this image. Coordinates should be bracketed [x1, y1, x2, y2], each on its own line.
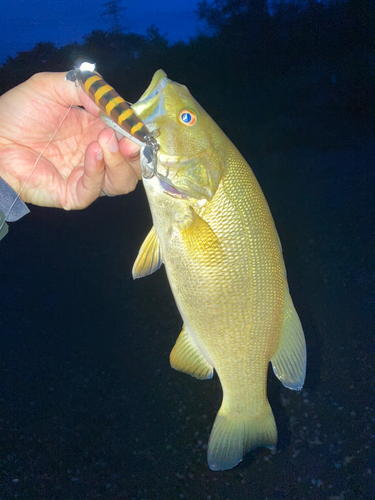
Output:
[101, 0, 126, 33]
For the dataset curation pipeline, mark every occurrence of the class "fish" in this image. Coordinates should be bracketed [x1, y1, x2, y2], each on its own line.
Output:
[131, 70, 306, 471]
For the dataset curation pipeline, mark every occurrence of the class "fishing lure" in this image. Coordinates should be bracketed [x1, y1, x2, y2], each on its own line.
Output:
[66, 62, 159, 179]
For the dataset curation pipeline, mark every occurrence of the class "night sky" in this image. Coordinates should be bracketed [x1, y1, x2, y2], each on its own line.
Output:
[1, 0, 200, 64]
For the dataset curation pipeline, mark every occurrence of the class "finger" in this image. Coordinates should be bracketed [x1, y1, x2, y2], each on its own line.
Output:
[77, 88, 101, 116]
[98, 128, 141, 195]
[118, 137, 142, 179]
[37, 71, 101, 116]
[70, 141, 105, 209]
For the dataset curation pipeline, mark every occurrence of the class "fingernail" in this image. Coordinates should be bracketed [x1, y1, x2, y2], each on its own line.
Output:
[107, 133, 119, 153]
[130, 148, 141, 158]
[96, 150, 103, 161]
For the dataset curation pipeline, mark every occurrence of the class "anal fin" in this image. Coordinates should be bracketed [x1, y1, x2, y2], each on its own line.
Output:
[170, 325, 213, 380]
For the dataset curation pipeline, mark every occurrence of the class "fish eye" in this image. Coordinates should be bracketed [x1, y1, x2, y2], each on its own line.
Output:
[178, 109, 197, 126]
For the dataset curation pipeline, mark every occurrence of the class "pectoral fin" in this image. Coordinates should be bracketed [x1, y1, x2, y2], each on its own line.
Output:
[179, 207, 222, 259]
[271, 292, 306, 390]
[170, 325, 213, 380]
[132, 226, 163, 279]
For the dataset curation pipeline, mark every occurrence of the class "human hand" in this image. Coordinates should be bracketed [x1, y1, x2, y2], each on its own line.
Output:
[0, 71, 142, 209]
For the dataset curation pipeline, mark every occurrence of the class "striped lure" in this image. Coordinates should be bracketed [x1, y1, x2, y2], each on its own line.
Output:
[66, 62, 159, 178]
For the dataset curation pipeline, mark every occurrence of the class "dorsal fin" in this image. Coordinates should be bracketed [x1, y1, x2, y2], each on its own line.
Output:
[271, 292, 306, 390]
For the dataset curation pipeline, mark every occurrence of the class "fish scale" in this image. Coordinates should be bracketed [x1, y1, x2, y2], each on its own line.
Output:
[131, 70, 306, 471]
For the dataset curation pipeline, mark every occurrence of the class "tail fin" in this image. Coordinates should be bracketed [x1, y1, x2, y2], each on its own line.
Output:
[207, 403, 277, 471]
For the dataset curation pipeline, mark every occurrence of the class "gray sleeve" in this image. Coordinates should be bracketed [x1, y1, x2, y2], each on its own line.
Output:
[0, 177, 30, 222]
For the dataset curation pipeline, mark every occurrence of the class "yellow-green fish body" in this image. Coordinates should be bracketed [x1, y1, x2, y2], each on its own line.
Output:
[132, 71, 306, 471]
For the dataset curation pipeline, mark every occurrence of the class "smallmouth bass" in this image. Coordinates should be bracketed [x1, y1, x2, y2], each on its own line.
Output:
[132, 70, 306, 471]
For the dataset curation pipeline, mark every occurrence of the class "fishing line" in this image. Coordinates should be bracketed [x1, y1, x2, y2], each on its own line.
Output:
[0, 100, 74, 232]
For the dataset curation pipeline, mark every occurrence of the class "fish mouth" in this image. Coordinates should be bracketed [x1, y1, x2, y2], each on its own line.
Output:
[133, 70, 198, 196]
[133, 70, 200, 169]
[158, 178, 189, 200]
[132, 69, 168, 130]
[133, 70, 211, 200]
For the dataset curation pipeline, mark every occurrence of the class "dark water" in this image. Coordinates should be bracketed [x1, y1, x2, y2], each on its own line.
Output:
[1, 136, 374, 499]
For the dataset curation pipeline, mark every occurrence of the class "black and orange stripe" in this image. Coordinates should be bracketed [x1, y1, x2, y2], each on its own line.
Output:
[78, 70, 149, 143]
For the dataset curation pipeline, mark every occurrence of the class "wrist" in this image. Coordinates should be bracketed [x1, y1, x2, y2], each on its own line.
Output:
[0, 139, 23, 194]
